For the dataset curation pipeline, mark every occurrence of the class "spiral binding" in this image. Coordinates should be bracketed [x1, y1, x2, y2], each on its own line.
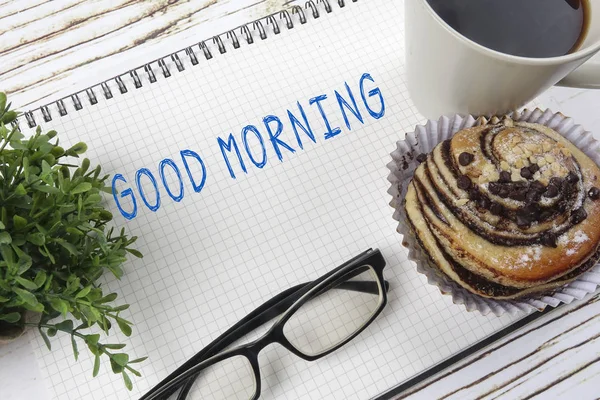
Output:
[19, 0, 356, 129]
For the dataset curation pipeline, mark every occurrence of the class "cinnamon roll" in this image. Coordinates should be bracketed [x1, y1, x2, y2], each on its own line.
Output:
[404, 117, 600, 299]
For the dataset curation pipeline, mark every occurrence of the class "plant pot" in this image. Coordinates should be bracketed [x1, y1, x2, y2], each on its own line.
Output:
[0, 311, 41, 345]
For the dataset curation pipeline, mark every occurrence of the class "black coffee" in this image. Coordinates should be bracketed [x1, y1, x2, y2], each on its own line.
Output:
[427, 0, 589, 58]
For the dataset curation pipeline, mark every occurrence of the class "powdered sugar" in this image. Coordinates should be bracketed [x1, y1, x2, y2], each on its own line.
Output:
[557, 229, 589, 257]
[505, 245, 543, 270]
[573, 231, 589, 244]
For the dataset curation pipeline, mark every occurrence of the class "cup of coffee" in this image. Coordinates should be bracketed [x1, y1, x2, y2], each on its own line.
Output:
[405, 0, 600, 119]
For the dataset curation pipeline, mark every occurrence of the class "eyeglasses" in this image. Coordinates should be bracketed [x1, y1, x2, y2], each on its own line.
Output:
[141, 248, 388, 400]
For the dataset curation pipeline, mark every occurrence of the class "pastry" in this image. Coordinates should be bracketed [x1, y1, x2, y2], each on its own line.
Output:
[404, 117, 600, 299]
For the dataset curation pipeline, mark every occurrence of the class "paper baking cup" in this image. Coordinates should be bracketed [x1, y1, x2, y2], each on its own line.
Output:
[387, 109, 600, 316]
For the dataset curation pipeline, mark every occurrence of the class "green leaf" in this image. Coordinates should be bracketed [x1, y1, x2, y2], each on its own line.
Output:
[14, 184, 26, 196]
[93, 354, 100, 377]
[26, 233, 45, 246]
[41, 160, 51, 178]
[39, 328, 51, 350]
[71, 335, 79, 361]
[117, 318, 132, 337]
[23, 302, 44, 313]
[128, 367, 141, 377]
[32, 184, 60, 194]
[0, 221, 4, 229]
[125, 248, 143, 258]
[71, 182, 92, 194]
[111, 304, 130, 312]
[81, 305, 101, 322]
[98, 293, 118, 304]
[34, 271, 47, 288]
[0, 295, 10, 303]
[12, 215, 27, 230]
[0, 231, 12, 244]
[75, 286, 91, 299]
[81, 158, 90, 173]
[50, 145, 63, 157]
[129, 356, 148, 364]
[122, 371, 133, 391]
[66, 227, 83, 236]
[47, 327, 57, 337]
[67, 142, 87, 156]
[9, 140, 27, 150]
[15, 276, 38, 290]
[0, 312, 21, 323]
[87, 288, 103, 302]
[112, 353, 129, 367]
[86, 333, 100, 346]
[56, 239, 77, 256]
[103, 343, 126, 350]
[110, 358, 124, 374]
[85, 193, 102, 204]
[16, 256, 32, 275]
[49, 298, 69, 316]
[55, 320, 74, 333]
[0, 92, 6, 113]
[2, 110, 17, 124]
[12, 287, 39, 307]
[0, 244, 15, 268]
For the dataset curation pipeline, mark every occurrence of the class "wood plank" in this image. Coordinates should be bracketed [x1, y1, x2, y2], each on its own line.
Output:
[1, 0, 289, 109]
[0, 0, 87, 33]
[392, 294, 600, 399]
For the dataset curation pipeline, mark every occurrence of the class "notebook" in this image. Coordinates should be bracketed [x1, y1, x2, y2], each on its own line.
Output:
[17, 1, 528, 398]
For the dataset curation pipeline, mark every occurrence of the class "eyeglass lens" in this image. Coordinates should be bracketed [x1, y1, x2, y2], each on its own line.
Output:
[282, 265, 382, 357]
[183, 355, 256, 399]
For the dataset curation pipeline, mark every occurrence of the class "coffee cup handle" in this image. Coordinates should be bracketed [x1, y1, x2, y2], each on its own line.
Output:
[558, 59, 600, 89]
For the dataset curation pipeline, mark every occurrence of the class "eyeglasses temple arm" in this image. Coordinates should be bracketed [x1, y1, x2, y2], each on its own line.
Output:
[174, 280, 388, 400]
[143, 250, 387, 400]
[151, 279, 390, 400]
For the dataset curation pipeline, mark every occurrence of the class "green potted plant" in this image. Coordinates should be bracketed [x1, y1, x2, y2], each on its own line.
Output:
[0, 93, 145, 389]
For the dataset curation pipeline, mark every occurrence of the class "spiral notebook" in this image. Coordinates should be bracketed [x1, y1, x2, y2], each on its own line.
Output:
[17, 0, 536, 398]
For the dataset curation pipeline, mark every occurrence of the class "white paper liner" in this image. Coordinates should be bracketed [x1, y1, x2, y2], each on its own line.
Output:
[387, 109, 600, 316]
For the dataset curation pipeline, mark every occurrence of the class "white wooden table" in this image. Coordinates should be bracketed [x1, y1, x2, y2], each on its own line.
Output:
[1, 1, 599, 399]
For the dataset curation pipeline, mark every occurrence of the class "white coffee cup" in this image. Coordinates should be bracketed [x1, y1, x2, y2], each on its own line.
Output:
[405, 0, 600, 119]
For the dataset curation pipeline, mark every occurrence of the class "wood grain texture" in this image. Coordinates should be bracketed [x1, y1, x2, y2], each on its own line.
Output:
[0, 0, 289, 109]
[391, 293, 600, 399]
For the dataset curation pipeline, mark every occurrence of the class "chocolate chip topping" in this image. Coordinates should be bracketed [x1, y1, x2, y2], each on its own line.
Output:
[544, 185, 559, 198]
[528, 164, 540, 174]
[526, 189, 541, 203]
[588, 187, 600, 200]
[490, 203, 503, 216]
[457, 175, 471, 190]
[530, 181, 545, 193]
[516, 215, 531, 228]
[571, 207, 587, 225]
[499, 171, 511, 183]
[458, 152, 474, 166]
[469, 188, 481, 201]
[509, 188, 527, 201]
[478, 197, 491, 210]
[416, 153, 428, 163]
[541, 233, 558, 248]
[539, 210, 553, 221]
[566, 172, 579, 184]
[498, 187, 510, 198]
[520, 167, 533, 180]
[488, 182, 501, 195]
[549, 177, 563, 187]
[522, 204, 539, 219]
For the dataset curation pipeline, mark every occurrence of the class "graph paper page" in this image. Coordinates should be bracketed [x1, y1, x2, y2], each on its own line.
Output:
[19, 1, 520, 398]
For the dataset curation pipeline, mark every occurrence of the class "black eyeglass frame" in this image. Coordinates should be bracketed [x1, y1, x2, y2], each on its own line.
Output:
[144, 248, 387, 400]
